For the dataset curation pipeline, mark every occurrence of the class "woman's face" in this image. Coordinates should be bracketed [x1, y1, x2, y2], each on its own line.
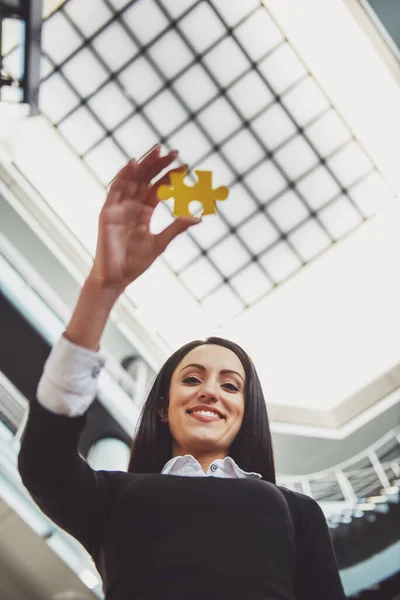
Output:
[165, 344, 246, 458]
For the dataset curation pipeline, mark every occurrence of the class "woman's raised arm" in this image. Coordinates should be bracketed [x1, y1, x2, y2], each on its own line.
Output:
[17, 145, 201, 561]
[65, 145, 200, 351]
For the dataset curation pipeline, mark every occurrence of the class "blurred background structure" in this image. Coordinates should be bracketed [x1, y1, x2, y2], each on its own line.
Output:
[1, 0, 400, 597]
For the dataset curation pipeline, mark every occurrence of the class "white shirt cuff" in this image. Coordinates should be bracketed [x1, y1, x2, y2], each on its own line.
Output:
[37, 333, 107, 417]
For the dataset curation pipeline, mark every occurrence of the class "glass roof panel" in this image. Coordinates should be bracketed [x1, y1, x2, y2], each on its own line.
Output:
[64, 0, 112, 38]
[234, 8, 284, 61]
[179, 3, 226, 54]
[91, 21, 138, 71]
[230, 263, 272, 306]
[197, 98, 241, 144]
[35, 0, 395, 326]
[288, 219, 331, 262]
[62, 47, 109, 99]
[123, 0, 169, 45]
[211, 0, 260, 27]
[148, 30, 194, 79]
[119, 56, 163, 104]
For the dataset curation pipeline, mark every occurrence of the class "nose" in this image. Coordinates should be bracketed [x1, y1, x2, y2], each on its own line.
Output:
[198, 384, 219, 402]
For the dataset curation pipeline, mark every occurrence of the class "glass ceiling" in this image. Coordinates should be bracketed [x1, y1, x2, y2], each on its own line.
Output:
[3, 0, 396, 327]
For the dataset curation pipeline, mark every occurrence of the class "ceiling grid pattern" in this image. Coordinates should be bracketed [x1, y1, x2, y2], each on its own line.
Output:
[3, 0, 396, 325]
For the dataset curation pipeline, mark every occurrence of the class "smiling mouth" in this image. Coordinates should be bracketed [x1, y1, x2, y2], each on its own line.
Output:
[188, 412, 223, 422]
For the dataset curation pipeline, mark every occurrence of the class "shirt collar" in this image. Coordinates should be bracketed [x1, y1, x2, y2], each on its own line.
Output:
[161, 454, 262, 479]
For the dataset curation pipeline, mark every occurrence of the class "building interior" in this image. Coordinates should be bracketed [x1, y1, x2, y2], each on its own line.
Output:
[1, 0, 400, 598]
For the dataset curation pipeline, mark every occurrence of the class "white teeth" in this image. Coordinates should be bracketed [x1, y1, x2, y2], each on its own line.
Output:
[191, 410, 221, 418]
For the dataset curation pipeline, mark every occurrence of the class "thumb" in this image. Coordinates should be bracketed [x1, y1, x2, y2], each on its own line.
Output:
[155, 217, 202, 253]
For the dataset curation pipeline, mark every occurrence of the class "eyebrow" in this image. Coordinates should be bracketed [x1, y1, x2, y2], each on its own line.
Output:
[180, 363, 244, 382]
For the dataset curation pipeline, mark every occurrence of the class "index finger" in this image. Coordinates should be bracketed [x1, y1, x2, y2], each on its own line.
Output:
[106, 144, 161, 192]
[107, 160, 137, 194]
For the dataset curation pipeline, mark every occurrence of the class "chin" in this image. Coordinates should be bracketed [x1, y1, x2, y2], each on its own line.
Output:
[188, 433, 226, 450]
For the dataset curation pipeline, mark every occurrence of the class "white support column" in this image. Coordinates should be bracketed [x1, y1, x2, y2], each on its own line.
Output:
[87, 438, 131, 472]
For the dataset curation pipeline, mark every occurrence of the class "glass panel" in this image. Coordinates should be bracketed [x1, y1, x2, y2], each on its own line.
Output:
[162, 230, 200, 271]
[92, 21, 137, 71]
[306, 110, 351, 157]
[274, 136, 318, 180]
[202, 284, 244, 324]
[180, 256, 222, 298]
[245, 160, 286, 201]
[148, 30, 194, 79]
[195, 152, 235, 187]
[88, 82, 133, 130]
[65, 0, 112, 38]
[237, 211, 280, 254]
[2, 46, 22, 81]
[58, 106, 105, 155]
[39, 73, 80, 122]
[296, 165, 341, 210]
[282, 77, 330, 127]
[230, 263, 272, 305]
[62, 48, 109, 98]
[251, 103, 296, 150]
[203, 37, 249, 87]
[227, 71, 273, 119]
[40, 55, 53, 79]
[217, 182, 257, 226]
[327, 141, 373, 187]
[197, 97, 241, 143]
[173, 64, 218, 111]
[144, 89, 188, 136]
[288, 218, 331, 261]
[114, 114, 158, 159]
[84, 138, 127, 185]
[266, 190, 309, 233]
[108, 0, 132, 10]
[42, 12, 83, 64]
[123, 0, 169, 45]
[259, 240, 302, 282]
[1, 16, 20, 54]
[168, 121, 211, 165]
[189, 212, 229, 248]
[350, 171, 395, 217]
[159, 0, 197, 19]
[259, 43, 306, 95]
[235, 8, 283, 61]
[211, 0, 260, 27]
[208, 234, 251, 277]
[179, 3, 225, 53]
[222, 129, 264, 172]
[119, 57, 163, 104]
[317, 195, 362, 239]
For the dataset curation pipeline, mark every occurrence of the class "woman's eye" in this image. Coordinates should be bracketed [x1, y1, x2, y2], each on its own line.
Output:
[184, 376, 201, 384]
[183, 377, 239, 391]
[224, 383, 239, 391]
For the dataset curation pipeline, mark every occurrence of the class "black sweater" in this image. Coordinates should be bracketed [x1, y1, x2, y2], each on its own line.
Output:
[18, 396, 347, 600]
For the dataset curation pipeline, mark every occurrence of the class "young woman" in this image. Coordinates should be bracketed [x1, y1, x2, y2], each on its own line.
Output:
[18, 146, 346, 599]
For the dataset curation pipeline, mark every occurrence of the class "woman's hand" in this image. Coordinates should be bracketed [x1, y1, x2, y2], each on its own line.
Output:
[89, 145, 201, 293]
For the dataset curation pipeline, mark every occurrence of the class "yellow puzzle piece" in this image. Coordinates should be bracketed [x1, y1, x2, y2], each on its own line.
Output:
[157, 169, 229, 218]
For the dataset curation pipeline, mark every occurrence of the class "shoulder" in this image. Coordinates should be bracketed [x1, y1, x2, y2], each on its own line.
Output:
[95, 469, 140, 499]
[275, 484, 324, 522]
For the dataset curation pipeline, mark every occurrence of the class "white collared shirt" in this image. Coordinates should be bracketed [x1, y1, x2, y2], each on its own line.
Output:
[36, 334, 262, 480]
[161, 454, 262, 479]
